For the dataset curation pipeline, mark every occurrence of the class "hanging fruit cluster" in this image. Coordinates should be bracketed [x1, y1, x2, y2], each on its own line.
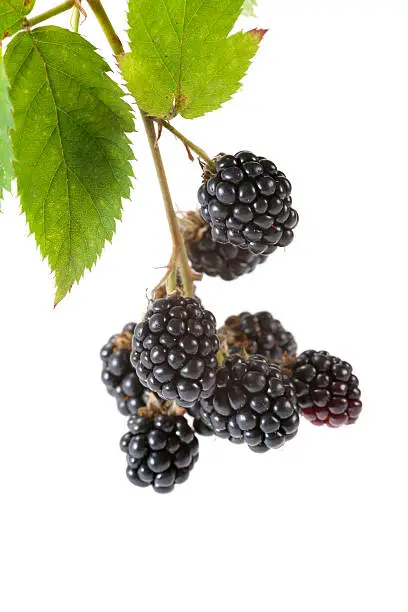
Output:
[0, 0, 362, 495]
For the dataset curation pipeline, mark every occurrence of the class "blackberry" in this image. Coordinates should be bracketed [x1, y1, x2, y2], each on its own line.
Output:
[290, 350, 362, 427]
[186, 405, 214, 437]
[101, 323, 152, 416]
[222, 311, 297, 362]
[120, 414, 199, 493]
[198, 151, 299, 254]
[195, 354, 299, 452]
[180, 212, 269, 280]
[131, 296, 219, 409]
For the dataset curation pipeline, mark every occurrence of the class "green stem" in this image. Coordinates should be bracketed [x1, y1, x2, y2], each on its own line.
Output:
[157, 119, 214, 169]
[86, 0, 124, 55]
[25, 0, 75, 27]
[72, 10, 80, 32]
[141, 111, 195, 298]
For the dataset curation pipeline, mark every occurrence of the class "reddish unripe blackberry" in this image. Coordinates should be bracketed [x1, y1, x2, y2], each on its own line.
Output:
[198, 151, 298, 254]
[120, 414, 199, 493]
[195, 354, 299, 452]
[222, 311, 297, 362]
[290, 350, 362, 427]
[131, 296, 219, 409]
[101, 323, 152, 416]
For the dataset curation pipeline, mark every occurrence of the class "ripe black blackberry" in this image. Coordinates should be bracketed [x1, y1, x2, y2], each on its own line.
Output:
[222, 311, 297, 362]
[120, 414, 199, 493]
[131, 296, 219, 409]
[195, 354, 299, 452]
[101, 323, 152, 416]
[198, 151, 299, 254]
[186, 405, 214, 437]
[180, 211, 269, 281]
[289, 350, 362, 427]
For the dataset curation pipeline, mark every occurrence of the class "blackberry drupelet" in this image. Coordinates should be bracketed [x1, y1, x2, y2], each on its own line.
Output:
[223, 311, 297, 362]
[186, 405, 214, 436]
[131, 296, 219, 409]
[101, 323, 151, 416]
[198, 151, 299, 254]
[195, 354, 299, 452]
[290, 350, 362, 427]
[120, 414, 199, 493]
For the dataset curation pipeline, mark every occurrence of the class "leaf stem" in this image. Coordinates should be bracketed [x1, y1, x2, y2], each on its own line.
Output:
[156, 119, 215, 169]
[86, 0, 124, 55]
[25, 0, 75, 27]
[140, 111, 195, 298]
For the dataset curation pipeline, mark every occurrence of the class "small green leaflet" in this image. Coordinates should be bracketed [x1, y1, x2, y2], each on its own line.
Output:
[0, 0, 36, 40]
[0, 49, 13, 203]
[119, 0, 264, 120]
[5, 26, 134, 304]
[242, 0, 257, 17]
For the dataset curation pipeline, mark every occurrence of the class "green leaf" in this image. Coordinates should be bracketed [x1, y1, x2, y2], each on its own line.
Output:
[5, 26, 134, 304]
[242, 0, 257, 17]
[119, 0, 263, 120]
[0, 49, 13, 203]
[0, 0, 36, 39]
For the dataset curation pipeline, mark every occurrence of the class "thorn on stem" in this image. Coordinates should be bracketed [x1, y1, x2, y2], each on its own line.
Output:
[153, 121, 163, 149]
[184, 143, 195, 162]
[75, 0, 87, 23]
[156, 121, 163, 146]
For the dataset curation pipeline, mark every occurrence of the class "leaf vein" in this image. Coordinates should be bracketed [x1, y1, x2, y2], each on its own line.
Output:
[135, 7, 177, 88]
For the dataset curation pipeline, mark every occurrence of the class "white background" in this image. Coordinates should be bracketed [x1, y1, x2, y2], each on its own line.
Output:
[1, 1, 407, 610]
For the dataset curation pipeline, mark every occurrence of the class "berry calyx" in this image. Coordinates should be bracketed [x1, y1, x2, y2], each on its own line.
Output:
[180, 211, 269, 281]
[194, 354, 299, 452]
[220, 311, 297, 362]
[120, 414, 199, 493]
[289, 350, 362, 427]
[101, 323, 152, 416]
[198, 151, 299, 254]
[131, 296, 219, 408]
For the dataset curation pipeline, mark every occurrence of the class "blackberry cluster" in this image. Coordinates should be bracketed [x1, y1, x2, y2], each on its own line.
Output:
[101, 323, 151, 416]
[195, 354, 299, 452]
[198, 151, 299, 254]
[224, 311, 297, 362]
[120, 414, 199, 493]
[131, 296, 219, 408]
[290, 350, 362, 427]
[186, 227, 269, 281]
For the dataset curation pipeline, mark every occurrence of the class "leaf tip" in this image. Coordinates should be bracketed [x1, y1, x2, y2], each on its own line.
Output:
[248, 28, 268, 42]
[54, 284, 73, 308]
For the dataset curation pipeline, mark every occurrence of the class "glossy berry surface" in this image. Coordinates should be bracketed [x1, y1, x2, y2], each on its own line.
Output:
[198, 151, 299, 254]
[291, 350, 362, 427]
[186, 227, 269, 281]
[187, 405, 214, 436]
[224, 311, 297, 362]
[131, 296, 219, 409]
[120, 414, 199, 493]
[195, 354, 299, 452]
[100, 323, 152, 416]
